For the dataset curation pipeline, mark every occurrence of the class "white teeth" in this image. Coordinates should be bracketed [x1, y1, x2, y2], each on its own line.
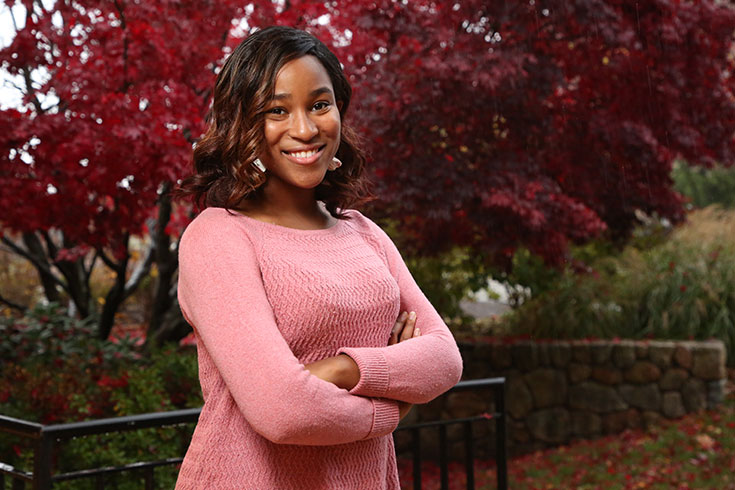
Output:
[290, 149, 318, 158]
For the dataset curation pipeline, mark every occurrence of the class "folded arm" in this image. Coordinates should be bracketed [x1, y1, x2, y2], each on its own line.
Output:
[178, 215, 399, 446]
[337, 217, 464, 404]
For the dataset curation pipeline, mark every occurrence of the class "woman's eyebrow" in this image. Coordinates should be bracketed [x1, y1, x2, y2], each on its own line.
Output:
[271, 87, 334, 101]
[310, 87, 333, 97]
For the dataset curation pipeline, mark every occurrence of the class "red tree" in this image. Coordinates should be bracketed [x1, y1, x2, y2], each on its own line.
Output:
[297, 0, 735, 265]
[0, 0, 269, 339]
[2, 0, 734, 339]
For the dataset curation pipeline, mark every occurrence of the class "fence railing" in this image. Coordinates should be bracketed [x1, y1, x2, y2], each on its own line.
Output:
[1, 377, 506, 490]
[396, 377, 507, 490]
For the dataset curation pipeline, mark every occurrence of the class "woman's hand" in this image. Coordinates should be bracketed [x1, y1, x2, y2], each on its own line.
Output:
[389, 311, 420, 346]
[304, 354, 360, 391]
[305, 310, 420, 422]
[390, 311, 420, 420]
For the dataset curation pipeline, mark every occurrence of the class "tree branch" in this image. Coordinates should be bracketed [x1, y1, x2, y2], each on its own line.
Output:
[21, 67, 44, 114]
[32, 0, 51, 15]
[97, 248, 119, 271]
[85, 251, 99, 282]
[123, 240, 155, 299]
[0, 235, 67, 292]
[40, 230, 58, 259]
[97, 234, 131, 340]
[112, 0, 130, 91]
[0, 292, 27, 313]
[8, 4, 19, 31]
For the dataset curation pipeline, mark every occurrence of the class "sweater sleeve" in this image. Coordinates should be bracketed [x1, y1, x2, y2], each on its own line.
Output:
[337, 215, 463, 404]
[177, 214, 399, 446]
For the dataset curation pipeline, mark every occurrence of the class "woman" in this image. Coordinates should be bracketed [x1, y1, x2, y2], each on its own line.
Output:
[175, 26, 463, 489]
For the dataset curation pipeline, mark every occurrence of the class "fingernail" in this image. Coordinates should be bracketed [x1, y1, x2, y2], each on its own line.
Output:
[414, 327, 421, 337]
[401, 311, 408, 320]
[409, 311, 416, 320]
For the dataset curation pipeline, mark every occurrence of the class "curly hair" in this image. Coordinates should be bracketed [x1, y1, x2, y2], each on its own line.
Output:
[175, 26, 372, 218]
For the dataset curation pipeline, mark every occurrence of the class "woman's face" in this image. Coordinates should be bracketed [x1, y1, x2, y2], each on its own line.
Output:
[260, 55, 341, 193]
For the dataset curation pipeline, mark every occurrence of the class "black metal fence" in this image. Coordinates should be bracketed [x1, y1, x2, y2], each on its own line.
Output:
[396, 377, 507, 490]
[1, 377, 506, 490]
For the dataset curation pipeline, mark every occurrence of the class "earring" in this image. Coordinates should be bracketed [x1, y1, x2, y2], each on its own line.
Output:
[328, 157, 343, 171]
[252, 158, 266, 173]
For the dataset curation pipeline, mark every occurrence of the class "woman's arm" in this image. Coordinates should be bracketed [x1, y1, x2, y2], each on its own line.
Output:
[178, 214, 399, 446]
[305, 312, 420, 420]
[305, 312, 421, 391]
[337, 215, 464, 404]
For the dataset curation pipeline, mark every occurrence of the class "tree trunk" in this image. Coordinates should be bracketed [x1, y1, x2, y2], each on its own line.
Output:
[21, 232, 60, 303]
[45, 231, 94, 319]
[98, 236, 130, 340]
[149, 298, 191, 346]
[147, 184, 187, 346]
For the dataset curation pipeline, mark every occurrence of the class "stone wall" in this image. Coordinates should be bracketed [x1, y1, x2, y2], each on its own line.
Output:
[398, 339, 727, 458]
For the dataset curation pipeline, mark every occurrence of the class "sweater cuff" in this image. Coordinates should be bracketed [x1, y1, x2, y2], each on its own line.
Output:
[338, 347, 390, 398]
[367, 398, 400, 438]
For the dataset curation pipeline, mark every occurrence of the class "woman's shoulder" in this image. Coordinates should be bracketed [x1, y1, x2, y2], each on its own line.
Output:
[182, 207, 235, 237]
[341, 209, 376, 232]
[342, 209, 388, 237]
[180, 207, 261, 254]
[186, 206, 263, 231]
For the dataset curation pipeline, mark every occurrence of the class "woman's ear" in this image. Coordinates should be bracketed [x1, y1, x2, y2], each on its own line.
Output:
[337, 100, 344, 112]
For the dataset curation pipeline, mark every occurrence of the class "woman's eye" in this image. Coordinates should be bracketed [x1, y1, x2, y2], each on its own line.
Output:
[313, 101, 331, 111]
[267, 107, 286, 116]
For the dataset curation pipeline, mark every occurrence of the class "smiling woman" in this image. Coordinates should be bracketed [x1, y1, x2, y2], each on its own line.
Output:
[174, 26, 463, 490]
[179, 25, 367, 227]
[258, 55, 343, 206]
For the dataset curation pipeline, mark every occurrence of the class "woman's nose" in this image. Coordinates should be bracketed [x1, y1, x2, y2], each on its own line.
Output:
[290, 110, 318, 140]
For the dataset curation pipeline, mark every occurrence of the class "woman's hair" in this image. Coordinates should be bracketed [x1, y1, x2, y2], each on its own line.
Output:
[175, 26, 371, 217]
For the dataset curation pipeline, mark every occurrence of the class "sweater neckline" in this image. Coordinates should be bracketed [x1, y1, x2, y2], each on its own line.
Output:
[224, 208, 345, 236]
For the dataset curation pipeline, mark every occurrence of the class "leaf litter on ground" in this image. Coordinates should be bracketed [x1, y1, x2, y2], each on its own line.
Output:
[398, 379, 735, 489]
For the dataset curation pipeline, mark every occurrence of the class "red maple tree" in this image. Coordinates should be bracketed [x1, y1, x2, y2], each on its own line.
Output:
[296, 0, 735, 265]
[2, 0, 734, 340]
[0, 0, 262, 340]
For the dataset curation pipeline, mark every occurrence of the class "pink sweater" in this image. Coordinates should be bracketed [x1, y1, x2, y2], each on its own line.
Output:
[175, 207, 463, 489]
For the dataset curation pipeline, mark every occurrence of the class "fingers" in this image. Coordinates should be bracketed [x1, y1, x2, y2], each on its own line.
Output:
[399, 311, 417, 342]
[388, 311, 408, 345]
[389, 311, 421, 346]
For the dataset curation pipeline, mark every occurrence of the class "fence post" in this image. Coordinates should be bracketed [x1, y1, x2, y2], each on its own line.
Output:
[494, 382, 507, 490]
[412, 428, 422, 490]
[33, 429, 53, 490]
[463, 421, 474, 489]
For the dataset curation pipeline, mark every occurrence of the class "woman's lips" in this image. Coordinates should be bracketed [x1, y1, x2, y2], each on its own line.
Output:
[282, 145, 325, 165]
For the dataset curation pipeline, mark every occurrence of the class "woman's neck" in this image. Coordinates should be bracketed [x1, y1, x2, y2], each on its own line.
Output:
[238, 186, 334, 230]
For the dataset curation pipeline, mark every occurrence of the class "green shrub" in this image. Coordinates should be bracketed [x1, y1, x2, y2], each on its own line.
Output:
[672, 160, 735, 209]
[405, 247, 492, 324]
[498, 218, 672, 309]
[499, 248, 562, 306]
[0, 304, 201, 489]
[504, 207, 735, 365]
[0, 303, 141, 423]
[633, 245, 735, 349]
[54, 353, 199, 490]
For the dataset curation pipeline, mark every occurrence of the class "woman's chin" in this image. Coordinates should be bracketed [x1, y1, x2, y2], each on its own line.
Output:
[286, 174, 329, 190]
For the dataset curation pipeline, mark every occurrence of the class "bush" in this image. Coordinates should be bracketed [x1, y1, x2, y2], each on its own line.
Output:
[504, 207, 735, 365]
[0, 304, 201, 489]
[672, 160, 735, 209]
[0, 303, 141, 422]
[405, 247, 493, 324]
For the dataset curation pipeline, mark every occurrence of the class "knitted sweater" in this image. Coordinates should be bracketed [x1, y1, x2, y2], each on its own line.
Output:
[175, 207, 463, 490]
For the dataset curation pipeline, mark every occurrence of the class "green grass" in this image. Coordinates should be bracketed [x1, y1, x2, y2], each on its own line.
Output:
[399, 389, 735, 489]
